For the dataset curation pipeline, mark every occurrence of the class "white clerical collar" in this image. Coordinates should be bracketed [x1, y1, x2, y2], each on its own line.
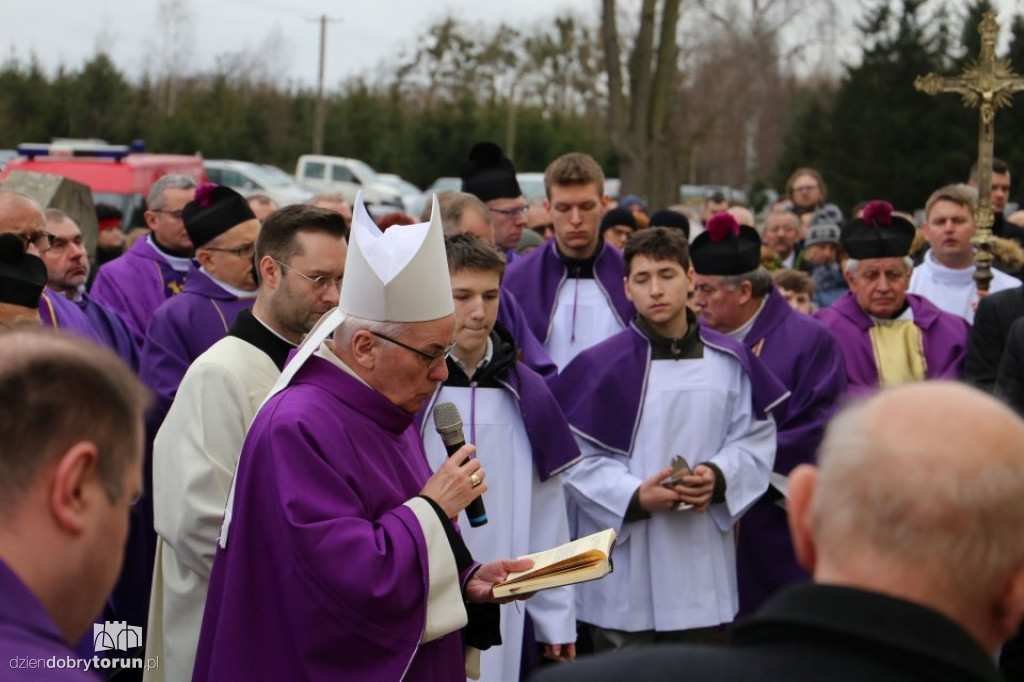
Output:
[870, 305, 915, 323]
[73, 284, 86, 303]
[251, 310, 297, 347]
[726, 298, 768, 342]
[452, 336, 493, 379]
[922, 249, 975, 285]
[781, 252, 795, 269]
[199, 266, 258, 299]
[147, 234, 192, 273]
[314, 341, 372, 387]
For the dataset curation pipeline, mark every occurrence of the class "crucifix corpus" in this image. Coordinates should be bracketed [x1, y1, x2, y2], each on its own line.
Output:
[915, 11, 1024, 292]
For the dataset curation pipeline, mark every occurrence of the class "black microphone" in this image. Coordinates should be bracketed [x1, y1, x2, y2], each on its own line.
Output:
[432, 401, 488, 527]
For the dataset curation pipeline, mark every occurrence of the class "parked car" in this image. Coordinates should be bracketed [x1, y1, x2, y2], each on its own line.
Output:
[516, 172, 546, 201]
[379, 173, 426, 218]
[426, 177, 462, 196]
[1, 140, 206, 229]
[294, 155, 403, 210]
[204, 159, 311, 207]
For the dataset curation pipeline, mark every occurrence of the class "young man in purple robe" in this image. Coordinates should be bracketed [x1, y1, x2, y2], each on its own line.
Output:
[814, 201, 970, 396]
[90, 175, 197, 345]
[552, 227, 787, 651]
[690, 212, 847, 615]
[195, 195, 533, 681]
[0, 329, 149, 682]
[418, 233, 580, 680]
[40, 208, 139, 370]
[503, 153, 635, 370]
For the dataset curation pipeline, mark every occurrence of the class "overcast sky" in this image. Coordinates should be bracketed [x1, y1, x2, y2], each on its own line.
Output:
[2, 0, 588, 87]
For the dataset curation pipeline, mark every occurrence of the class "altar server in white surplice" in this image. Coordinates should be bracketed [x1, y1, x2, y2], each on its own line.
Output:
[909, 184, 1020, 323]
[145, 205, 348, 682]
[419, 234, 581, 681]
[552, 227, 787, 650]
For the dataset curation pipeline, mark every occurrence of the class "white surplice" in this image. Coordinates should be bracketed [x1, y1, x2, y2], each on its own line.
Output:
[545, 278, 625, 370]
[563, 352, 776, 632]
[421, 386, 576, 682]
[909, 250, 1020, 323]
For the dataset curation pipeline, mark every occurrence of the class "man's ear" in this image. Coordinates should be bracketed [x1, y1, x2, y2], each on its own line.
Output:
[787, 464, 819, 574]
[842, 267, 855, 288]
[622, 276, 634, 303]
[194, 249, 214, 272]
[50, 442, 100, 534]
[993, 563, 1024, 644]
[349, 330, 378, 370]
[259, 256, 279, 287]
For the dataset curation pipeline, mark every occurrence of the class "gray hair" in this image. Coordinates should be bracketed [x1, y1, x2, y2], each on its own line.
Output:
[719, 267, 774, 298]
[333, 315, 409, 355]
[147, 175, 197, 211]
[844, 257, 914, 275]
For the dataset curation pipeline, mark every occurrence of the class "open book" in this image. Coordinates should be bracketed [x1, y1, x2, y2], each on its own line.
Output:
[492, 528, 617, 598]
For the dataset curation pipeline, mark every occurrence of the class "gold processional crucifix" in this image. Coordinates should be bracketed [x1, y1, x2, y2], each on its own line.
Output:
[915, 11, 1024, 292]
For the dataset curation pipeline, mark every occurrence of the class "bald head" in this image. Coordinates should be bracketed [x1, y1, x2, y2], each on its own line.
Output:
[788, 382, 1024, 652]
[0, 191, 45, 256]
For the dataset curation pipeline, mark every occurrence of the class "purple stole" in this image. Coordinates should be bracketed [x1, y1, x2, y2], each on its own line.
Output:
[38, 289, 102, 343]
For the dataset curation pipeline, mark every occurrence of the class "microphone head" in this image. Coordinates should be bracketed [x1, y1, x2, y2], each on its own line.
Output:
[432, 401, 463, 436]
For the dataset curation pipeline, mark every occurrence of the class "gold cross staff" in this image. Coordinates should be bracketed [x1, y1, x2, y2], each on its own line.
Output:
[915, 11, 1024, 292]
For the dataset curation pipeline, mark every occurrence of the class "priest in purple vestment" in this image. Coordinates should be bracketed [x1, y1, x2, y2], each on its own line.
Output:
[90, 175, 197, 345]
[690, 213, 847, 616]
[503, 153, 634, 370]
[814, 201, 970, 396]
[195, 195, 532, 681]
[40, 208, 138, 370]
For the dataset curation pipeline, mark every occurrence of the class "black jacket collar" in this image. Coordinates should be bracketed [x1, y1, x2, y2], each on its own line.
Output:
[228, 308, 295, 371]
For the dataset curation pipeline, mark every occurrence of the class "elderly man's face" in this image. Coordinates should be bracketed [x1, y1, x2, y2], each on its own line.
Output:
[845, 257, 910, 318]
[1, 198, 47, 256]
[692, 274, 749, 333]
[41, 217, 89, 291]
[370, 314, 456, 414]
[763, 214, 800, 259]
[146, 187, 195, 253]
[487, 196, 527, 251]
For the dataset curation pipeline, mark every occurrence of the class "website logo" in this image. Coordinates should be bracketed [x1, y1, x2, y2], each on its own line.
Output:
[93, 622, 142, 652]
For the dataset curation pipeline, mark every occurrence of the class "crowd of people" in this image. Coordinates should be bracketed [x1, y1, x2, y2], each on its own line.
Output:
[1, 142, 1024, 682]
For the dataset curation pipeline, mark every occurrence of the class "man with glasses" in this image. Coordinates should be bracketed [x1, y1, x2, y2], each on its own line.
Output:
[146, 204, 347, 682]
[462, 141, 528, 261]
[40, 209, 138, 370]
[194, 197, 530, 681]
[504, 152, 635, 370]
[91, 175, 197, 346]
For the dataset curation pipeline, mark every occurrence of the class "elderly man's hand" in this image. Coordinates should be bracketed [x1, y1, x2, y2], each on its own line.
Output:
[465, 558, 535, 604]
[419, 445, 486, 519]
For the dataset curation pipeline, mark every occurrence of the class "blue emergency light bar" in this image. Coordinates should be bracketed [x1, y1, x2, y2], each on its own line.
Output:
[16, 142, 135, 161]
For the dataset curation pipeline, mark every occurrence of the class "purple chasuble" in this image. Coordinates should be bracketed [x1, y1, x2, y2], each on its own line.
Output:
[0, 560, 94, 681]
[77, 293, 140, 371]
[729, 289, 847, 615]
[417, 357, 579, 481]
[503, 240, 635, 345]
[194, 356, 469, 682]
[90, 237, 188, 346]
[38, 289, 102, 344]
[497, 289, 558, 379]
[140, 265, 254, 427]
[551, 322, 790, 456]
[813, 292, 969, 397]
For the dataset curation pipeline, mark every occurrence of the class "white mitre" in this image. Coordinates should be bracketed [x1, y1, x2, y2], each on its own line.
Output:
[340, 194, 453, 322]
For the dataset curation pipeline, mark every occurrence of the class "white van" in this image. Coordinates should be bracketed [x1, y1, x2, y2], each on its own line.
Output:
[295, 155, 403, 209]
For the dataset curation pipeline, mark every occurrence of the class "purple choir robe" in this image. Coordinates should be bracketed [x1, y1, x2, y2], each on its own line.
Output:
[194, 356, 472, 681]
[90, 237, 188, 346]
[77, 293, 140, 371]
[813, 292, 969, 397]
[497, 289, 558, 379]
[38, 289, 102, 344]
[729, 289, 847, 616]
[140, 265, 254, 427]
[551, 322, 790, 456]
[0, 560, 94, 681]
[503, 240, 634, 345]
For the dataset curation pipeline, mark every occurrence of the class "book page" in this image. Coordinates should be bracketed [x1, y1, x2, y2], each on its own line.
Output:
[502, 528, 616, 583]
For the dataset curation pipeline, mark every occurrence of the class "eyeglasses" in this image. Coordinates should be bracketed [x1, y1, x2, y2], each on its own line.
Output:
[370, 331, 456, 370]
[204, 243, 256, 259]
[489, 205, 528, 218]
[152, 209, 185, 220]
[273, 259, 343, 292]
[17, 230, 55, 252]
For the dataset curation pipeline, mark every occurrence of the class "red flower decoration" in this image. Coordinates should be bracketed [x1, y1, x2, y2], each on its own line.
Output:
[863, 200, 893, 227]
[194, 182, 218, 208]
[706, 212, 740, 243]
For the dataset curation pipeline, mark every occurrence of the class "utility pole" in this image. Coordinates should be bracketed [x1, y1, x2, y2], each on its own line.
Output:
[309, 15, 341, 154]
